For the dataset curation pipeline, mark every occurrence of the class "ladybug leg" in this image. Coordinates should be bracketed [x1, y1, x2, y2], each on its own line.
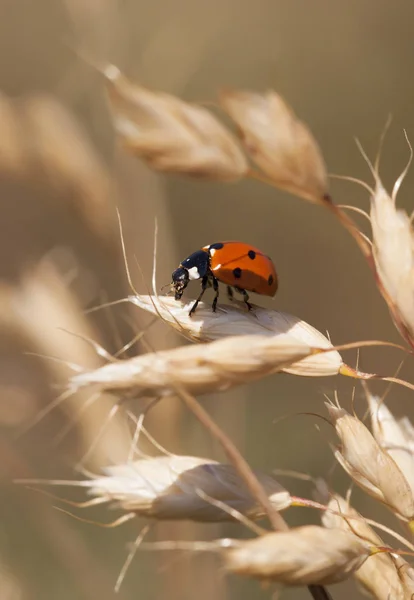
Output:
[226, 286, 234, 301]
[212, 277, 219, 312]
[241, 289, 252, 311]
[189, 275, 209, 317]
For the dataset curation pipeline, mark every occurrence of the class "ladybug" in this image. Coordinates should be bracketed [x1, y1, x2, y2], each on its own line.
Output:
[171, 241, 278, 316]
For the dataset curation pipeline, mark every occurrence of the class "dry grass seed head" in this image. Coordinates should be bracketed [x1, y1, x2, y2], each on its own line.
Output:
[364, 133, 414, 342]
[224, 525, 371, 586]
[326, 403, 414, 523]
[104, 65, 248, 181]
[128, 294, 343, 377]
[370, 185, 414, 337]
[18, 455, 291, 522]
[69, 332, 315, 398]
[322, 493, 411, 600]
[220, 89, 329, 203]
[397, 556, 414, 599]
[368, 393, 414, 497]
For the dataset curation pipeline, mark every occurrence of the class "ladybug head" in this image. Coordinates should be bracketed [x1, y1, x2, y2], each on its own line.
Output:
[171, 266, 189, 300]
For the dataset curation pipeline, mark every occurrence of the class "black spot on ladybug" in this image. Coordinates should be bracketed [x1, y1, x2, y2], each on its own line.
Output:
[233, 267, 242, 279]
[248, 250, 256, 260]
[210, 242, 224, 250]
[268, 274, 274, 286]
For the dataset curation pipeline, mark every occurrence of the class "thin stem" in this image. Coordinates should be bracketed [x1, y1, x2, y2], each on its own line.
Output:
[308, 585, 334, 600]
[324, 199, 371, 259]
[176, 386, 287, 531]
[176, 387, 333, 600]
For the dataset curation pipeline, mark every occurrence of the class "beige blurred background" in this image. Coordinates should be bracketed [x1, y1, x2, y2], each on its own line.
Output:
[1, 1, 414, 599]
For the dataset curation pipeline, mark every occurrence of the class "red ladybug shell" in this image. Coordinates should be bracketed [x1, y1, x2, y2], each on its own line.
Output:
[203, 241, 278, 296]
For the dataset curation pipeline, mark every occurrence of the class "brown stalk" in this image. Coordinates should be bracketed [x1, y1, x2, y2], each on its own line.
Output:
[324, 199, 371, 259]
[175, 386, 333, 600]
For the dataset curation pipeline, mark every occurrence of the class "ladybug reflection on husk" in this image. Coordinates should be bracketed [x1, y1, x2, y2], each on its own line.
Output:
[171, 241, 278, 316]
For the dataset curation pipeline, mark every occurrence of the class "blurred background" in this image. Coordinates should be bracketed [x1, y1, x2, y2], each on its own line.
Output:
[1, 0, 414, 599]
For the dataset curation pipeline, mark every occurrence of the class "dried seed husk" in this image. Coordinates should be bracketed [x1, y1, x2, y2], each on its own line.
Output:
[105, 65, 248, 181]
[70, 333, 314, 398]
[224, 525, 370, 585]
[129, 295, 343, 377]
[327, 404, 414, 522]
[322, 493, 409, 600]
[368, 394, 414, 496]
[371, 183, 414, 341]
[220, 89, 329, 203]
[17, 456, 291, 522]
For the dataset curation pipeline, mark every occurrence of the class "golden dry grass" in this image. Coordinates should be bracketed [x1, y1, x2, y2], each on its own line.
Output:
[3, 4, 414, 600]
